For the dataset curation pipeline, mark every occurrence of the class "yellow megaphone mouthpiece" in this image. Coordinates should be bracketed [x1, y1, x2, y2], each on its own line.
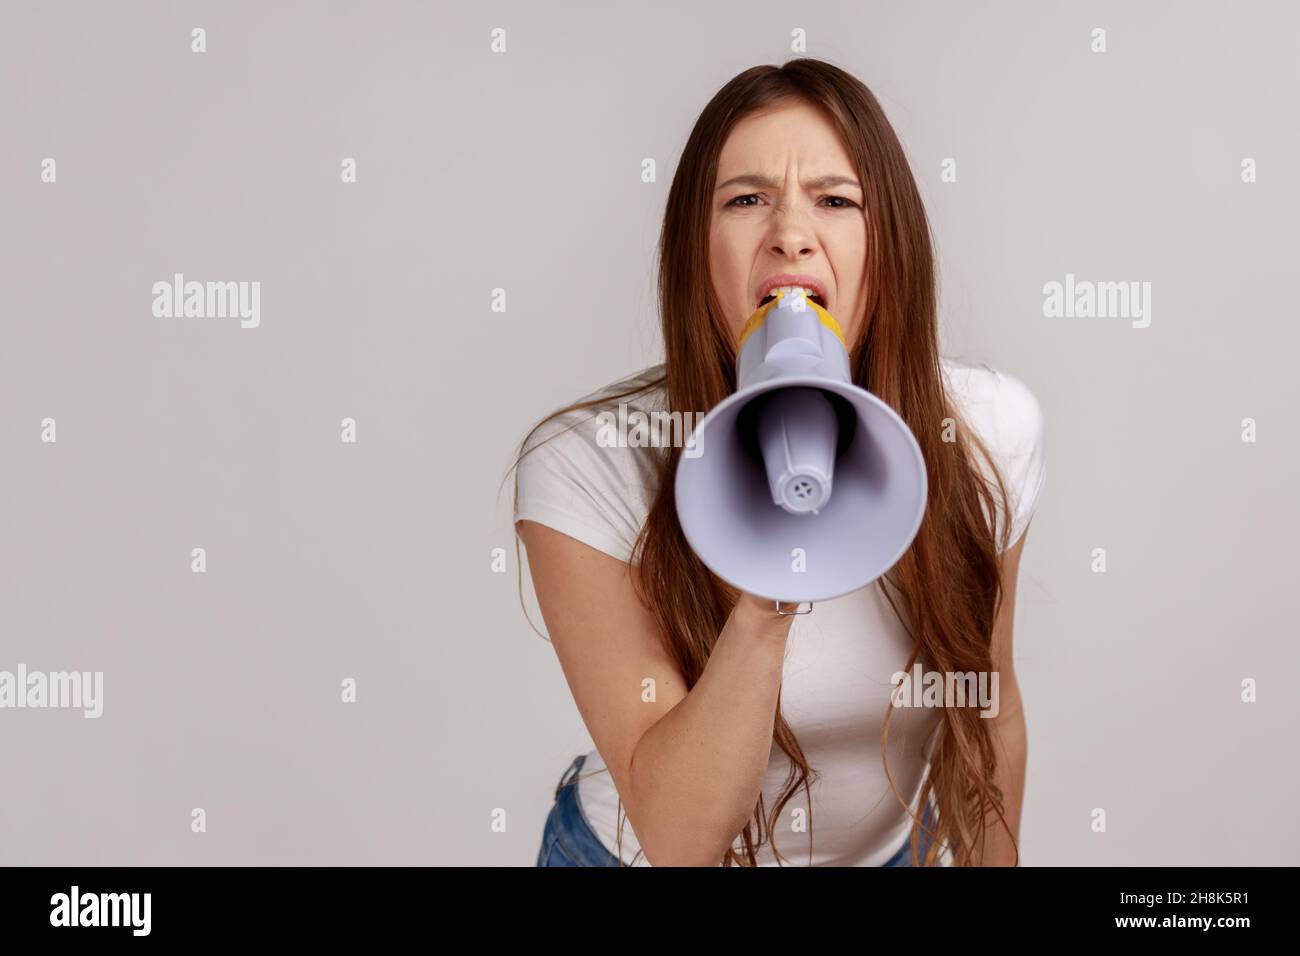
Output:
[738, 289, 847, 352]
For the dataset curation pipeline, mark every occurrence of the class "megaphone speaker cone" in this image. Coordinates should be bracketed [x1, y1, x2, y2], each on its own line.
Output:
[676, 377, 927, 603]
[674, 291, 927, 603]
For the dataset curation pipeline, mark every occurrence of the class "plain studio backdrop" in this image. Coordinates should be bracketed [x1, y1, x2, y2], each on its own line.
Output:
[1, 0, 1296, 866]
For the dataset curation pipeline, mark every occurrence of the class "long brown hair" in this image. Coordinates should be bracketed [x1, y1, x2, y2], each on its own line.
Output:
[511, 58, 1018, 867]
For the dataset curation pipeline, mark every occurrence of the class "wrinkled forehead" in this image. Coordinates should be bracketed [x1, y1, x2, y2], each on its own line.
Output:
[715, 103, 859, 190]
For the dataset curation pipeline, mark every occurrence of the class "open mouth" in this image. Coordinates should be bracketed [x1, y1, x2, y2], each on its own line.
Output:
[758, 290, 827, 309]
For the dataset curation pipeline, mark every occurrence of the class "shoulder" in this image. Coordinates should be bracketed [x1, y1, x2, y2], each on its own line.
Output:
[941, 357, 1045, 455]
[513, 366, 667, 563]
[517, 364, 667, 465]
[941, 357, 1047, 549]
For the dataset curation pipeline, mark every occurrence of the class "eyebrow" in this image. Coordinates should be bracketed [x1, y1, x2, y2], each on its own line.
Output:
[714, 173, 863, 193]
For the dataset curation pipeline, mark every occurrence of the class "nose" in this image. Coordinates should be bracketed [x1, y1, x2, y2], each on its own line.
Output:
[765, 200, 818, 260]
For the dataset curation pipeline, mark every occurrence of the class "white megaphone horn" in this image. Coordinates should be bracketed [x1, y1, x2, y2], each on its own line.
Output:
[675, 289, 927, 607]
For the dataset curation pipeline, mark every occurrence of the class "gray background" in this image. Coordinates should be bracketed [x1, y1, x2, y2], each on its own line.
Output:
[1, 0, 1296, 865]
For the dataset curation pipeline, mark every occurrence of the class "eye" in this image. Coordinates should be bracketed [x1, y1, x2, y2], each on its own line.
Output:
[725, 194, 858, 209]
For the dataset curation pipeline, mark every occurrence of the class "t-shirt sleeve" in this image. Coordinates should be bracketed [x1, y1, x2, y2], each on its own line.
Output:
[988, 369, 1047, 550]
[512, 411, 650, 564]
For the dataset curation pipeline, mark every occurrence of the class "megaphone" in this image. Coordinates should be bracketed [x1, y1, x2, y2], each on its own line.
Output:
[675, 289, 927, 606]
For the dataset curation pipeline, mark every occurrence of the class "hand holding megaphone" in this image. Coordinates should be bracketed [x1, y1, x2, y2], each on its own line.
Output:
[675, 290, 927, 606]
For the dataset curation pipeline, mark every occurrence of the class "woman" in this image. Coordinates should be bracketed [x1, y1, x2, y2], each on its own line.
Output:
[512, 58, 1046, 867]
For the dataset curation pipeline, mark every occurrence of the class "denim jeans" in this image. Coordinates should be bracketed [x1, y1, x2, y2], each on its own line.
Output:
[536, 753, 625, 867]
[536, 752, 938, 867]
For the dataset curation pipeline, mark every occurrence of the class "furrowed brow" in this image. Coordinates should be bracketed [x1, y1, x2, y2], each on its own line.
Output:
[714, 173, 862, 192]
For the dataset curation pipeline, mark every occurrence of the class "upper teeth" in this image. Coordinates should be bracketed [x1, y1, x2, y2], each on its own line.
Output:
[765, 286, 819, 302]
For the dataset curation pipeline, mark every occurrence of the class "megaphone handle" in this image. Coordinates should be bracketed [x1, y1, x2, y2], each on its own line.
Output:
[775, 601, 814, 616]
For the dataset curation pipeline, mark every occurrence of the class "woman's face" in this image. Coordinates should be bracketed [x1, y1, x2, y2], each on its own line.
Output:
[709, 98, 869, 348]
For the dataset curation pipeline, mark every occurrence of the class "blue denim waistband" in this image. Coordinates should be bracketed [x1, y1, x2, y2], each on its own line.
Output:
[541, 751, 938, 867]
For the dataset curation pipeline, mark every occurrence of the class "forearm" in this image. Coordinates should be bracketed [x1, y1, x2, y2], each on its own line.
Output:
[980, 700, 1027, 866]
[627, 598, 792, 866]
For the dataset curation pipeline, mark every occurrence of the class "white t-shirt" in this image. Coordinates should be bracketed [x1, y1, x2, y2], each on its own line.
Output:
[515, 357, 1046, 866]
